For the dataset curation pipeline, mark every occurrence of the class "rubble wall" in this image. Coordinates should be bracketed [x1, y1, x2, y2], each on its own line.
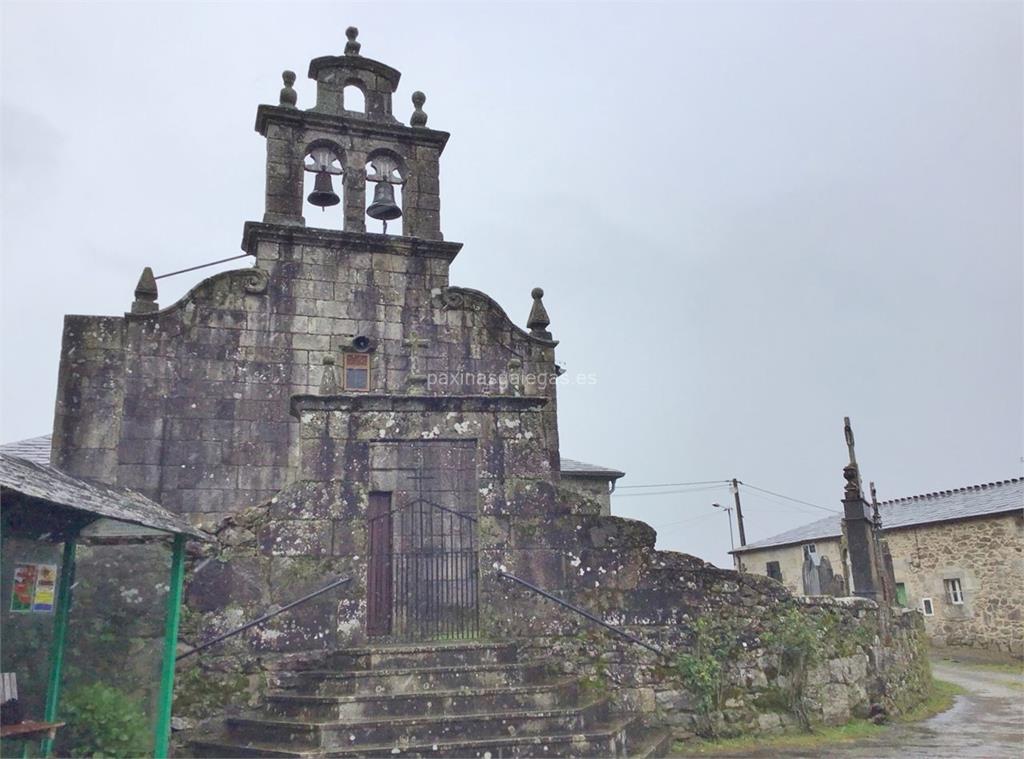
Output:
[884, 512, 1023, 656]
[492, 514, 931, 740]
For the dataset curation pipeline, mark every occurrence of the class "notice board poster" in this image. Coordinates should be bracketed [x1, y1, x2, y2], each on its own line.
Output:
[10, 563, 58, 613]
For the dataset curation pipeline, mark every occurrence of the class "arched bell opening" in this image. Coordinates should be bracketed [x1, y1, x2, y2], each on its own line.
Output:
[343, 81, 366, 114]
[365, 149, 406, 235]
[303, 142, 345, 230]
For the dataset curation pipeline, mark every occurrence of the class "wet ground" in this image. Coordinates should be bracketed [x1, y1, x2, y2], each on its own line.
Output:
[691, 657, 1024, 758]
[772, 659, 1022, 758]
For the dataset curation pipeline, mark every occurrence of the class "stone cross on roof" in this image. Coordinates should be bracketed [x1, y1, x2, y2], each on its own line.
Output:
[843, 416, 863, 500]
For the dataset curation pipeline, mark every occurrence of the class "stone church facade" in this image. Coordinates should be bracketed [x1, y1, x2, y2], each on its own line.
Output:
[52, 41, 562, 528]
[36, 31, 934, 753]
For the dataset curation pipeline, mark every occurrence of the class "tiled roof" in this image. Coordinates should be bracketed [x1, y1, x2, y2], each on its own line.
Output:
[559, 457, 625, 479]
[0, 435, 52, 465]
[5, 435, 626, 481]
[735, 477, 1023, 553]
[733, 513, 841, 553]
[0, 452, 209, 540]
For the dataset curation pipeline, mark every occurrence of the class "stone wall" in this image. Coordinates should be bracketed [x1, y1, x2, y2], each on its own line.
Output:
[884, 512, 1023, 656]
[52, 227, 559, 526]
[736, 512, 1024, 656]
[169, 509, 929, 744]
[488, 514, 930, 740]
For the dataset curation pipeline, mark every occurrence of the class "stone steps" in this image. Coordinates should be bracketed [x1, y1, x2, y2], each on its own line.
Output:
[280, 660, 554, 695]
[188, 640, 666, 758]
[325, 640, 523, 670]
[192, 716, 658, 758]
[264, 678, 581, 720]
[226, 697, 609, 749]
[267, 641, 524, 673]
[317, 716, 661, 758]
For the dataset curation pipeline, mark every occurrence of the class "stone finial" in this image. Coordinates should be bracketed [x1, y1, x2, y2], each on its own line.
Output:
[131, 266, 158, 314]
[320, 355, 338, 394]
[279, 70, 297, 108]
[410, 91, 428, 127]
[869, 481, 882, 528]
[843, 463, 861, 501]
[527, 287, 551, 338]
[345, 26, 361, 56]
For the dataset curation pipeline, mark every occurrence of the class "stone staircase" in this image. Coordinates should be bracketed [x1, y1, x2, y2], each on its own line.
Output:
[190, 640, 670, 758]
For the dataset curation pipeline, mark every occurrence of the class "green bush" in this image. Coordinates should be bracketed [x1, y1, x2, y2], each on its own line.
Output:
[761, 607, 825, 668]
[59, 682, 150, 758]
[674, 617, 739, 716]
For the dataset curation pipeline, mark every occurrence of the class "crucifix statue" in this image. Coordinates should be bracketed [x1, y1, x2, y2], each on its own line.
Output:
[403, 331, 430, 395]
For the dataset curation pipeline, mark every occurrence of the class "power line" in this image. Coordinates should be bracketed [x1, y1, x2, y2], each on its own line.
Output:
[740, 486, 835, 515]
[614, 484, 728, 499]
[653, 512, 722, 531]
[611, 477, 838, 513]
[617, 479, 731, 489]
[738, 482, 839, 514]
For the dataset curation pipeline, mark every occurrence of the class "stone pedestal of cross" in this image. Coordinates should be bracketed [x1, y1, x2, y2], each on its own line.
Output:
[403, 333, 430, 395]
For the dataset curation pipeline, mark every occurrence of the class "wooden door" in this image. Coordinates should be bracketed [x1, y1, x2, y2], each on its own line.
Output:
[366, 492, 393, 637]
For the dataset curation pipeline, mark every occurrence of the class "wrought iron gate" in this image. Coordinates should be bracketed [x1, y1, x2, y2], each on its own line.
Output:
[367, 494, 479, 641]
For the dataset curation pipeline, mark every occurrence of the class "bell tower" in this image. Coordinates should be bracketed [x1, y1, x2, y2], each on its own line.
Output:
[255, 27, 447, 240]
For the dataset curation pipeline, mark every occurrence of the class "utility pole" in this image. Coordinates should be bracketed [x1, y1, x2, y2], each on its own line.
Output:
[731, 478, 747, 547]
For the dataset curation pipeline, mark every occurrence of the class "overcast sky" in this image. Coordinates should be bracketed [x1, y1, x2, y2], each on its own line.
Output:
[2, 1, 1021, 568]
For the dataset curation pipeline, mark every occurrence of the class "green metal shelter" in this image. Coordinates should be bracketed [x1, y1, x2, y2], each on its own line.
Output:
[0, 452, 210, 758]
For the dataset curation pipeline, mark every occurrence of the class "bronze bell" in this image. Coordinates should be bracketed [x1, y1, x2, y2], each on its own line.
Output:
[366, 181, 402, 221]
[307, 171, 340, 209]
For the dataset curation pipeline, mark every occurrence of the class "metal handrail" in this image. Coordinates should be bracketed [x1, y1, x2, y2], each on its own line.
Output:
[176, 575, 352, 661]
[497, 571, 665, 657]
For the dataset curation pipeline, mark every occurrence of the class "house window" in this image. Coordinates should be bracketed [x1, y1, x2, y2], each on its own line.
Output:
[944, 578, 965, 605]
[344, 353, 370, 391]
[921, 598, 934, 616]
[766, 561, 783, 582]
[895, 582, 908, 607]
[802, 543, 817, 560]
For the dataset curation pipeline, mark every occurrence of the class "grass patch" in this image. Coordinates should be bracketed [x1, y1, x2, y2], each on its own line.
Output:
[893, 678, 965, 723]
[670, 679, 963, 756]
[943, 660, 1024, 676]
[672, 721, 883, 756]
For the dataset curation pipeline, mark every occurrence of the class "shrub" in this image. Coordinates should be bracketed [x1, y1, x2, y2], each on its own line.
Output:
[60, 682, 150, 758]
[674, 617, 738, 716]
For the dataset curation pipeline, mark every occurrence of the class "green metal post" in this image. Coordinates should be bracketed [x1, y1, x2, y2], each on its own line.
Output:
[153, 534, 186, 759]
[40, 537, 77, 757]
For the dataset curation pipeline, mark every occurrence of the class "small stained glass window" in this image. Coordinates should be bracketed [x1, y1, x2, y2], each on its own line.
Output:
[344, 352, 370, 391]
